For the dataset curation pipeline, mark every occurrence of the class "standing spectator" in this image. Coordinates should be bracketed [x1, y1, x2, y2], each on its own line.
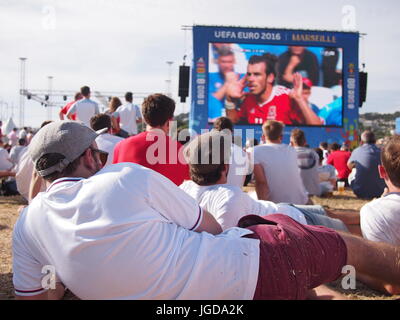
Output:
[59, 92, 83, 120]
[290, 129, 323, 197]
[26, 129, 34, 145]
[348, 130, 386, 199]
[213, 117, 251, 188]
[327, 142, 351, 186]
[113, 93, 190, 186]
[67, 86, 99, 127]
[7, 128, 18, 147]
[18, 127, 28, 140]
[106, 97, 126, 137]
[117, 92, 142, 136]
[252, 120, 309, 205]
[90, 114, 123, 167]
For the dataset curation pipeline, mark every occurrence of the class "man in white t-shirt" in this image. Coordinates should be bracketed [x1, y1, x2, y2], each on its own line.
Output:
[357, 135, 400, 295]
[90, 114, 123, 166]
[253, 120, 309, 205]
[360, 135, 400, 245]
[12, 120, 357, 300]
[181, 130, 347, 232]
[212, 117, 252, 188]
[67, 86, 100, 127]
[116, 92, 142, 136]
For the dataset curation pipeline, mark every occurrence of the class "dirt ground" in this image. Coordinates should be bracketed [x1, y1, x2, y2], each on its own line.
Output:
[0, 190, 398, 300]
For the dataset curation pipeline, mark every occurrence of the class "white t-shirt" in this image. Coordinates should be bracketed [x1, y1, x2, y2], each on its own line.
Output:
[95, 133, 124, 166]
[0, 147, 13, 171]
[180, 180, 307, 230]
[294, 147, 321, 196]
[117, 103, 142, 135]
[67, 98, 100, 127]
[227, 144, 252, 189]
[10, 145, 26, 165]
[13, 163, 259, 300]
[253, 143, 309, 205]
[360, 193, 400, 245]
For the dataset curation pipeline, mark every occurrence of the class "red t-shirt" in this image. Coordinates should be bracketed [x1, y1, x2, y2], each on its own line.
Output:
[327, 150, 352, 179]
[113, 131, 190, 186]
[61, 100, 78, 120]
[238, 86, 304, 125]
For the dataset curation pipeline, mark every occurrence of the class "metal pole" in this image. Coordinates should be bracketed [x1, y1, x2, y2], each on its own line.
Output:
[166, 61, 173, 98]
[47, 76, 53, 120]
[19, 57, 27, 127]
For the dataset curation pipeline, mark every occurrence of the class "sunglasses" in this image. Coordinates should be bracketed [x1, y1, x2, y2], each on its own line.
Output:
[89, 147, 109, 167]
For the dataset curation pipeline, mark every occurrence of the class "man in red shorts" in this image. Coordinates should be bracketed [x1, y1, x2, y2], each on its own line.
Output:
[225, 53, 322, 126]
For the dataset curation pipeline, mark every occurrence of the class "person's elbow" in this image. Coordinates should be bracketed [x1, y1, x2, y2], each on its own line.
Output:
[194, 210, 223, 235]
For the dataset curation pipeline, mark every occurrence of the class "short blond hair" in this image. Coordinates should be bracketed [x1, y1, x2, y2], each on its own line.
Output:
[262, 120, 284, 141]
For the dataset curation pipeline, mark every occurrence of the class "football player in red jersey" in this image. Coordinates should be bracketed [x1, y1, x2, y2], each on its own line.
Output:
[225, 53, 322, 126]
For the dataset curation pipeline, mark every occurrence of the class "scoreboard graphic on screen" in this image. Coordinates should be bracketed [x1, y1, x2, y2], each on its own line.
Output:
[190, 25, 360, 147]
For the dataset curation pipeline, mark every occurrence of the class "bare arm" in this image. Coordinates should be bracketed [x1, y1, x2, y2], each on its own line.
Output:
[253, 164, 270, 201]
[282, 55, 301, 84]
[58, 109, 65, 120]
[347, 161, 355, 170]
[194, 209, 222, 235]
[338, 231, 400, 287]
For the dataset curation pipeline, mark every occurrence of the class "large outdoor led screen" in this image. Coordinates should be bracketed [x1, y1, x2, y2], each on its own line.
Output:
[208, 42, 343, 127]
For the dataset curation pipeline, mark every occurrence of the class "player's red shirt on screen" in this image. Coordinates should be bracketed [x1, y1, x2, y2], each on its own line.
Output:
[237, 86, 304, 125]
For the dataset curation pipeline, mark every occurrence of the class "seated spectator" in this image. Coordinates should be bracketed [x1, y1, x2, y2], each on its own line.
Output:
[90, 114, 123, 166]
[319, 141, 329, 165]
[15, 120, 400, 300]
[113, 94, 190, 186]
[314, 147, 337, 194]
[0, 139, 14, 171]
[181, 130, 348, 232]
[244, 138, 259, 186]
[15, 121, 52, 203]
[213, 117, 252, 188]
[290, 129, 323, 197]
[9, 138, 27, 165]
[348, 130, 386, 199]
[360, 135, 400, 245]
[357, 135, 400, 295]
[252, 120, 309, 205]
[327, 142, 351, 186]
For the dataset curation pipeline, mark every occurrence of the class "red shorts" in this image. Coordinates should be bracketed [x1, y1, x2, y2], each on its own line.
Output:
[239, 214, 347, 300]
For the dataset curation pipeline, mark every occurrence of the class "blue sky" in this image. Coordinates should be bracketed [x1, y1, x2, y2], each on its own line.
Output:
[0, 0, 399, 127]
